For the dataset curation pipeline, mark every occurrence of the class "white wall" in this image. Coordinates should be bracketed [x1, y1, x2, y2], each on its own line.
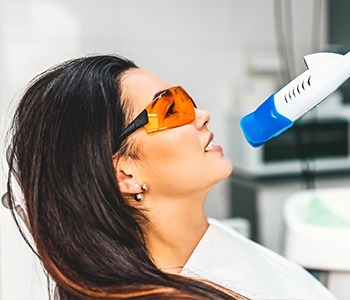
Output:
[0, 0, 328, 299]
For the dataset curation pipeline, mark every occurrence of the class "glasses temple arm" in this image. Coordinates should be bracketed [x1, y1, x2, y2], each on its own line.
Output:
[117, 109, 149, 144]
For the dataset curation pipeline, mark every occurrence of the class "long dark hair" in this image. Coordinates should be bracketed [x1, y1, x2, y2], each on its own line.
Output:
[6, 55, 246, 299]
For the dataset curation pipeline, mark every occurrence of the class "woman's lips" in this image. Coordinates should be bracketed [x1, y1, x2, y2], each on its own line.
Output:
[204, 133, 223, 153]
[204, 133, 215, 152]
[204, 140, 216, 152]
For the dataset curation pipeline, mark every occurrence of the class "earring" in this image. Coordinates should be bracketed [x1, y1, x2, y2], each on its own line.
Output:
[142, 184, 148, 192]
[134, 193, 143, 201]
[132, 183, 140, 189]
[134, 184, 148, 201]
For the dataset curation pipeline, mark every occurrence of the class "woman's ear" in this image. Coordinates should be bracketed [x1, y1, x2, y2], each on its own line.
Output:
[113, 155, 142, 195]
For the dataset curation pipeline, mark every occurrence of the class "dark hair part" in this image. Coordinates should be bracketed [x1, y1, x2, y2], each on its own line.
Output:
[7, 55, 245, 299]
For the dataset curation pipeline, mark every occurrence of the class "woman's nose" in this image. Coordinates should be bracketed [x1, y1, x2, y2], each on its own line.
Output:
[194, 108, 211, 129]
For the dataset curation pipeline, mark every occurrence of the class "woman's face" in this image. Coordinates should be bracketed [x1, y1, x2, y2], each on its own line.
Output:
[120, 68, 233, 199]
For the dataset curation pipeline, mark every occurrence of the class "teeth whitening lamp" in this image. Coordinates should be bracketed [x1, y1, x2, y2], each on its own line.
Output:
[240, 51, 350, 147]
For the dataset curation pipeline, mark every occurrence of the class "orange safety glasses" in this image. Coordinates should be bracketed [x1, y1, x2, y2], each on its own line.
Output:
[118, 86, 197, 142]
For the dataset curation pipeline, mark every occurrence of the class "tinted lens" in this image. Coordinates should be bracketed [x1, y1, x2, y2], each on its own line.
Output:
[144, 86, 196, 133]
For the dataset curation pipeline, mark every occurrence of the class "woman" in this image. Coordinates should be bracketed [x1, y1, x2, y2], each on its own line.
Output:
[6, 55, 336, 299]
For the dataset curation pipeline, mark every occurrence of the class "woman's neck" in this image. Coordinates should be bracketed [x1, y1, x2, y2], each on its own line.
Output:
[142, 194, 209, 274]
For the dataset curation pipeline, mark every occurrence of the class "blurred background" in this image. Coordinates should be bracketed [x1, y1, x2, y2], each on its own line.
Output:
[1, 0, 350, 299]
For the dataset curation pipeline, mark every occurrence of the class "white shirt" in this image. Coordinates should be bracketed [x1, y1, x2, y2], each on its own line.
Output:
[180, 219, 337, 300]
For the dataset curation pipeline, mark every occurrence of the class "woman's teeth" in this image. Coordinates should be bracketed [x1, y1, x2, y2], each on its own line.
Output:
[205, 140, 215, 152]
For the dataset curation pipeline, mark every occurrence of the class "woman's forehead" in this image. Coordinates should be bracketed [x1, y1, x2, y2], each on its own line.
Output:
[120, 68, 170, 109]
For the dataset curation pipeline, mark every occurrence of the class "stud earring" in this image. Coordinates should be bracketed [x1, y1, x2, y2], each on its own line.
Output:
[134, 193, 143, 201]
[134, 183, 148, 201]
[142, 184, 148, 192]
[132, 183, 140, 189]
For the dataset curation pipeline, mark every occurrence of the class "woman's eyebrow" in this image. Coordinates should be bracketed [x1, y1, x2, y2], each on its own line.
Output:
[153, 89, 166, 100]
